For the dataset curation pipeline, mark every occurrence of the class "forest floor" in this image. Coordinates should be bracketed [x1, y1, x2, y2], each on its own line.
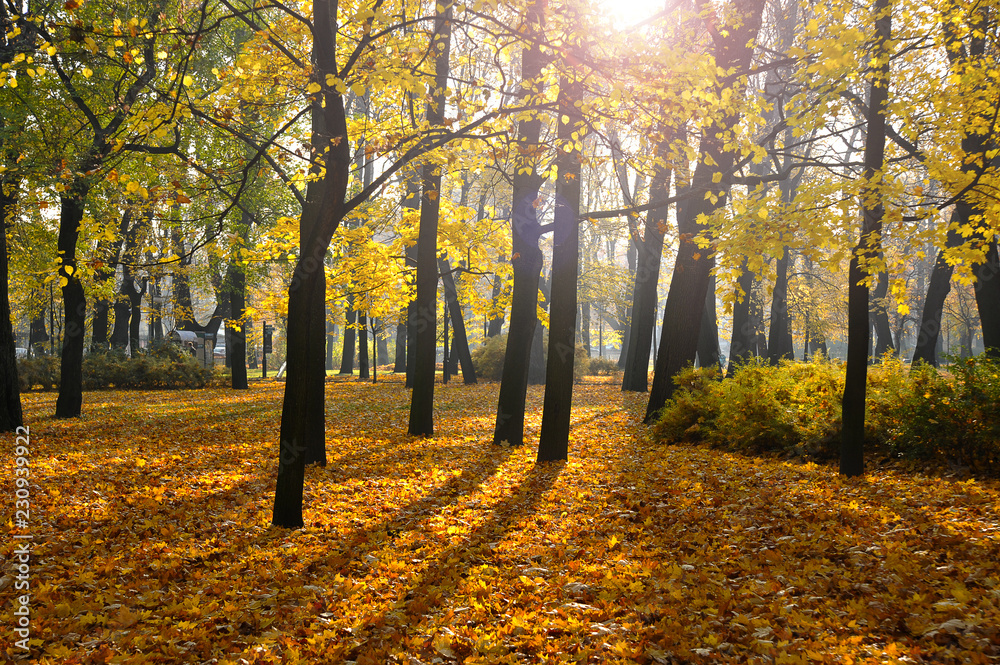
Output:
[3, 376, 1000, 664]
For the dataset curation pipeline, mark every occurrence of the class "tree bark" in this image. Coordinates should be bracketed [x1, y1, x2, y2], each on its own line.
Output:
[973, 238, 1000, 357]
[486, 259, 506, 338]
[55, 191, 90, 418]
[728, 257, 759, 371]
[273, 0, 349, 526]
[841, 0, 890, 477]
[440, 258, 476, 384]
[767, 249, 795, 363]
[0, 173, 23, 431]
[407, 0, 453, 437]
[621, 136, 672, 392]
[358, 311, 370, 379]
[492, 0, 545, 445]
[696, 274, 721, 370]
[339, 296, 356, 374]
[537, 66, 583, 463]
[645, 0, 765, 423]
[872, 264, 896, 359]
[229, 265, 248, 389]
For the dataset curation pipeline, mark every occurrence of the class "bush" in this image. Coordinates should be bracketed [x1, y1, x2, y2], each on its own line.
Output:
[18, 343, 212, 392]
[653, 358, 843, 461]
[868, 355, 1000, 472]
[17, 355, 60, 391]
[471, 334, 507, 381]
[652, 355, 1000, 474]
[587, 357, 620, 376]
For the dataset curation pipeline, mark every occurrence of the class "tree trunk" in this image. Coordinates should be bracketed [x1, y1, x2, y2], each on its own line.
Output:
[408, 0, 452, 437]
[339, 296, 356, 374]
[358, 311, 370, 379]
[440, 258, 476, 384]
[696, 274, 721, 370]
[0, 177, 23, 431]
[273, 0, 350, 526]
[487, 257, 506, 338]
[728, 257, 759, 371]
[394, 319, 407, 372]
[492, 0, 545, 446]
[841, 0, 890, 477]
[767, 249, 794, 363]
[537, 66, 583, 463]
[230, 264, 248, 389]
[55, 191, 90, 418]
[973, 239, 1000, 357]
[644, 0, 764, 423]
[127, 274, 145, 357]
[621, 137, 672, 392]
[375, 319, 389, 367]
[872, 265, 896, 359]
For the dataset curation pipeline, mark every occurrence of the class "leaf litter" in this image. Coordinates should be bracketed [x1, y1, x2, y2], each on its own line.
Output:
[2, 376, 999, 664]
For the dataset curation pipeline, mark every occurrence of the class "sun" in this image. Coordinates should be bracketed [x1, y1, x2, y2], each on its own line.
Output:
[595, 0, 668, 30]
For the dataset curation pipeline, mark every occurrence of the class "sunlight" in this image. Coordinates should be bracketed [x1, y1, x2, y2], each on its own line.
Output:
[595, 0, 668, 30]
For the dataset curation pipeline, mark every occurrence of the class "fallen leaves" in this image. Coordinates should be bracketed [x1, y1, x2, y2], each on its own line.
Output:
[1, 377, 999, 663]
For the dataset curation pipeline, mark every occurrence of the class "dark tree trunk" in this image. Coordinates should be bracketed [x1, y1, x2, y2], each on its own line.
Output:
[29, 311, 47, 353]
[872, 265, 896, 359]
[487, 256, 506, 338]
[110, 291, 131, 350]
[492, 0, 545, 446]
[375, 319, 389, 367]
[621, 138, 672, 392]
[579, 301, 591, 356]
[841, 0, 890, 477]
[440, 258, 476, 384]
[92, 300, 110, 350]
[127, 275, 145, 357]
[537, 67, 583, 463]
[339, 296, 356, 374]
[230, 265, 248, 389]
[696, 274, 721, 370]
[728, 257, 759, 371]
[394, 319, 407, 372]
[618, 241, 637, 369]
[767, 249, 794, 363]
[0, 177, 23, 431]
[272, 0, 350, 527]
[974, 239, 1000, 357]
[645, 0, 764, 423]
[408, 0, 452, 437]
[55, 192, 90, 418]
[403, 171, 421, 385]
[358, 312, 369, 379]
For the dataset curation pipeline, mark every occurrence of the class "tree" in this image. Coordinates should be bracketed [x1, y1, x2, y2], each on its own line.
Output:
[841, 0, 891, 477]
[408, 0, 454, 438]
[537, 38, 584, 463]
[645, 0, 765, 423]
[492, 0, 546, 447]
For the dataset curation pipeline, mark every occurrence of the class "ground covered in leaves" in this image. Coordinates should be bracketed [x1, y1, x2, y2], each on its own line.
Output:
[3, 377, 1000, 664]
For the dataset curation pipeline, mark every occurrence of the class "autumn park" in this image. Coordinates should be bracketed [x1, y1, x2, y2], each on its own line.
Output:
[2, 0, 1000, 661]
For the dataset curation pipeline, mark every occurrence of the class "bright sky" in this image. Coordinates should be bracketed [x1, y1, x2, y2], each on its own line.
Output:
[596, 0, 668, 30]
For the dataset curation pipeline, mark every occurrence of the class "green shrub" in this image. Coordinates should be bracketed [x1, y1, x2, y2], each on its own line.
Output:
[650, 365, 724, 444]
[17, 355, 60, 391]
[868, 355, 1000, 472]
[653, 358, 842, 461]
[471, 334, 507, 381]
[587, 357, 619, 376]
[19, 343, 211, 392]
[652, 355, 1000, 474]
